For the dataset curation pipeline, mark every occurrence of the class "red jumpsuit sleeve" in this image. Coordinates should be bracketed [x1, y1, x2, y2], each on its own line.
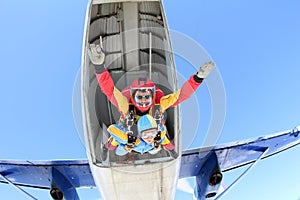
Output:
[155, 87, 164, 103]
[159, 75, 202, 112]
[95, 69, 129, 118]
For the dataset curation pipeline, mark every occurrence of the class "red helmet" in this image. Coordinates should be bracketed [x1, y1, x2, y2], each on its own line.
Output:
[130, 78, 156, 112]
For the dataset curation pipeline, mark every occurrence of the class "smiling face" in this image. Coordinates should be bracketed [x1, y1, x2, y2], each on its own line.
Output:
[140, 128, 157, 143]
[134, 89, 153, 108]
[130, 77, 156, 112]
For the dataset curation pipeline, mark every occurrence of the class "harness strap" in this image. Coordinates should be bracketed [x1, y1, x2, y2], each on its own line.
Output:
[124, 104, 165, 148]
[153, 104, 165, 126]
[125, 105, 137, 147]
[153, 131, 161, 148]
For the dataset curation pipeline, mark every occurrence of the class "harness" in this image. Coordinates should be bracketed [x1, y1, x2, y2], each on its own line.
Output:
[124, 104, 164, 148]
[153, 107, 163, 148]
[125, 110, 136, 148]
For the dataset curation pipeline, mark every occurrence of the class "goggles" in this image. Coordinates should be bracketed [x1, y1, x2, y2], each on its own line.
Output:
[135, 94, 152, 100]
[133, 89, 153, 107]
[141, 129, 157, 139]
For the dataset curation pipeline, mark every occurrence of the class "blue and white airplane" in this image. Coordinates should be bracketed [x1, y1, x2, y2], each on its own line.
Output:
[1, 0, 300, 200]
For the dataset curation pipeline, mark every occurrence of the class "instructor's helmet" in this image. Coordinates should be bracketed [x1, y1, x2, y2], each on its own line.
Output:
[130, 77, 156, 112]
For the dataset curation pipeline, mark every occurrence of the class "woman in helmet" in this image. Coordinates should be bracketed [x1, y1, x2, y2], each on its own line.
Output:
[88, 41, 214, 123]
[107, 114, 176, 157]
[88, 40, 214, 156]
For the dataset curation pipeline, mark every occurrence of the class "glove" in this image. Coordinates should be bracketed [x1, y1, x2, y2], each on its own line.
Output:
[124, 145, 134, 153]
[87, 36, 105, 73]
[153, 144, 162, 151]
[196, 61, 215, 79]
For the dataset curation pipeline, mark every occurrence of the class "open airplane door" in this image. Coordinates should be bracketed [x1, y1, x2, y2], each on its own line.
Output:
[81, 0, 180, 167]
[81, 1, 182, 199]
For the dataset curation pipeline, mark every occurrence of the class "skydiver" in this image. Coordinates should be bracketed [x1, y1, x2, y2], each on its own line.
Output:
[88, 37, 215, 159]
[106, 114, 178, 158]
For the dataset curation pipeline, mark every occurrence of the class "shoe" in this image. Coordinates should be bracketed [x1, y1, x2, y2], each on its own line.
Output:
[166, 149, 178, 159]
[101, 145, 108, 161]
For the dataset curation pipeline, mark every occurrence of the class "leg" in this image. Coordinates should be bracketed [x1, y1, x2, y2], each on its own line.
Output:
[115, 146, 129, 156]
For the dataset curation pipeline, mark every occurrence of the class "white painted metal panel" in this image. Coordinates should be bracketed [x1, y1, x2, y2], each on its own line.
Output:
[93, 0, 159, 4]
[90, 159, 180, 200]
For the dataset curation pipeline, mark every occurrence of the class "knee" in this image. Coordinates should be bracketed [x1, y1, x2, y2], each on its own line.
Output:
[115, 146, 128, 156]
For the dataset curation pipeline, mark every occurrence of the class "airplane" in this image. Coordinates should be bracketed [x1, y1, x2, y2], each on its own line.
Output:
[1, 0, 300, 200]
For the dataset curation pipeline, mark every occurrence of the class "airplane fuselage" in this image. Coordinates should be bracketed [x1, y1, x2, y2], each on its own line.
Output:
[81, 0, 181, 199]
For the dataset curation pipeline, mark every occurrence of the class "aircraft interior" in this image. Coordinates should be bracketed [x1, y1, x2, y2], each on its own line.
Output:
[83, 1, 180, 166]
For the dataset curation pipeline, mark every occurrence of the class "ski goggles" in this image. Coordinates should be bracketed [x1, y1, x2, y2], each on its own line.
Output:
[141, 129, 157, 139]
[135, 94, 152, 100]
[133, 89, 154, 107]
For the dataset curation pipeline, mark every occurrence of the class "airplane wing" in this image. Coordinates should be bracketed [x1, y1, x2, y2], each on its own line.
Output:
[180, 126, 300, 178]
[179, 126, 300, 199]
[1, 127, 299, 199]
[0, 159, 95, 189]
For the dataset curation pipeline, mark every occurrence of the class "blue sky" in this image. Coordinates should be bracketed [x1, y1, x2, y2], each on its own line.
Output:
[0, 0, 300, 199]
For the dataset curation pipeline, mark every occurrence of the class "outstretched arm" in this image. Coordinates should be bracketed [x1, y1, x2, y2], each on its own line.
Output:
[159, 61, 215, 111]
[88, 37, 129, 118]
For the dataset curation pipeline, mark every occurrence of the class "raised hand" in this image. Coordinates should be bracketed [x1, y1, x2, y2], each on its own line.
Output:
[87, 36, 105, 66]
[197, 61, 215, 79]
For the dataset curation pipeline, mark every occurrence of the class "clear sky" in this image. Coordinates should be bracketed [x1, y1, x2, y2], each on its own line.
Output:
[0, 0, 300, 200]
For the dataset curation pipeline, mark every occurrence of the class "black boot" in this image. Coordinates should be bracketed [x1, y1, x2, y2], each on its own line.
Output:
[101, 145, 108, 161]
[166, 149, 178, 159]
